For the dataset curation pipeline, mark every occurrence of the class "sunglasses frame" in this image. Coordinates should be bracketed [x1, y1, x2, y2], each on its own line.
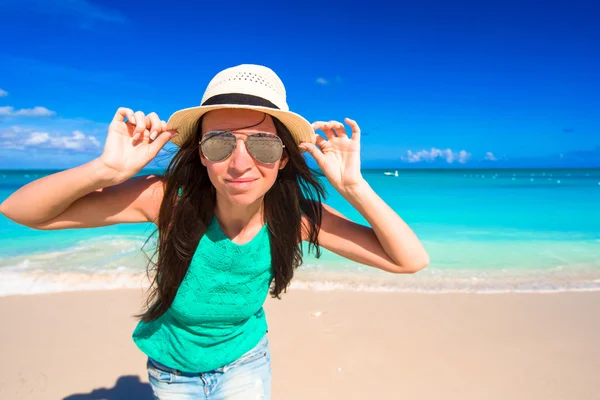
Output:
[200, 130, 286, 164]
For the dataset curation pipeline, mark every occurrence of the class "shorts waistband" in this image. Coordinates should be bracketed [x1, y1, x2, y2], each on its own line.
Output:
[147, 333, 269, 376]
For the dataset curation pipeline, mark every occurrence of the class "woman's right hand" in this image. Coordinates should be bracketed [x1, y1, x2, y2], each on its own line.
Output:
[98, 107, 178, 183]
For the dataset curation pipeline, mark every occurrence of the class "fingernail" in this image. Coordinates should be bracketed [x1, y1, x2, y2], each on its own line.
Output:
[133, 132, 140, 140]
[129, 116, 136, 124]
[150, 131, 157, 140]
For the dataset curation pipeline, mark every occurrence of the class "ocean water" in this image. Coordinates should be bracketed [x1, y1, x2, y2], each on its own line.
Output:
[0, 168, 599, 296]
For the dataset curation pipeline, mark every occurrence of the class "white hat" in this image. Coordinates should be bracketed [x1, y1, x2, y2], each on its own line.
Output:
[166, 64, 316, 147]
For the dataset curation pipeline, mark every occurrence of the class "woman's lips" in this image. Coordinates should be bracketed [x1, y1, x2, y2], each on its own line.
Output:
[225, 178, 258, 188]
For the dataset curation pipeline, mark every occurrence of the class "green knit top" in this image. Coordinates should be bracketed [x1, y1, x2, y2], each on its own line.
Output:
[132, 215, 273, 373]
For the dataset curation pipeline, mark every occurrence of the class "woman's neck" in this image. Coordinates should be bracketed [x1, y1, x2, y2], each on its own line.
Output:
[214, 194, 264, 240]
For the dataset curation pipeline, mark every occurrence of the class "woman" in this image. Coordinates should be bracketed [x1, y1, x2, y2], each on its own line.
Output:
[0, 64, 429, 399]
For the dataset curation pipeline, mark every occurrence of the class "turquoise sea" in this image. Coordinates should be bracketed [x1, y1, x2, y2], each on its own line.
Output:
[1, 168, 599, 296]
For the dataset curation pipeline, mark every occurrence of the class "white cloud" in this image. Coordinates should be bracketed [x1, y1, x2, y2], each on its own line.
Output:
[0, 126, 101, 152]
[0, 89, 7, 97]
[8, 125, 27, 132]
[0, 106, 56, 117]
[401, 148, 472, 164]
[24, 132, 50, 145]
[485, 151, 497, 161]
[316, 76, 343, 85]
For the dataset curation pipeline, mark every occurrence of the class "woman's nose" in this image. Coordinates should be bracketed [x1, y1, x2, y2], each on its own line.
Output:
[229, 138, 253, 171]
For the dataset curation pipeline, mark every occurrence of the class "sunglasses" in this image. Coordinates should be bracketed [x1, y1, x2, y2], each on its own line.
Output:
[200, 131, 285, 164]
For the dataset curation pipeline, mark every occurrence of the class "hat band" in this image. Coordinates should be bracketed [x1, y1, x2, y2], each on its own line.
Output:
[201, 93, 280, 110]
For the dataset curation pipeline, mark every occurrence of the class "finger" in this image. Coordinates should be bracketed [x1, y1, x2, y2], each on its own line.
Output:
[132, 111, 147, 141]
[149, 130, 178, 156]
[313, 121, 335, 136]
[146, 112, 161, 141]
[312, 121, 328, 131]
[318, 122, 336, 140]
[329, 120, 347, 137]
[142, 128, 152, 144]
[113, 107, 135, 124]
[345, 118, 361, 141]
[315, 135, 330, 150]
[140, 113, 154, 143]
[312, 121, 336, 141]
[151, 120, 168, 142]
[299, 142, 326, 166]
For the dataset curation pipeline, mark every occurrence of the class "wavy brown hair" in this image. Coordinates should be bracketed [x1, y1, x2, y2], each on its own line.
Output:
[137, 116, 325, 322]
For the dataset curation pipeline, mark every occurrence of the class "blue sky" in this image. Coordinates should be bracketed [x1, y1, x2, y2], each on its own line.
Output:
[0, 0, 598, 169]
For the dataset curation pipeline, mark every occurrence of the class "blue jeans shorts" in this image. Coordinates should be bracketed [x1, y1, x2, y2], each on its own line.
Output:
[146, 334, 272, 399]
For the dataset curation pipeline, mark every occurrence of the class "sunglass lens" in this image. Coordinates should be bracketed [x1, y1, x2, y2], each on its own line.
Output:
[247, 134, 283, 163]
[202, 133, 236, 161]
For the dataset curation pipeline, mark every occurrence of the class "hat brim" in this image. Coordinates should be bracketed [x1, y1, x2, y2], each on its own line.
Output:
[166, 104, 316, 147]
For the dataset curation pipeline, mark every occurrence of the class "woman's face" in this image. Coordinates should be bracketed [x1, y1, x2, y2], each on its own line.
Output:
[200, 109, 288, 206]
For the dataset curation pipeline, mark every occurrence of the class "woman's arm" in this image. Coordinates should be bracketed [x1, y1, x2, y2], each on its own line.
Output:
[300, 118, 429, 273]
[1, 173, 164, 230]
[307, 199, 429, 274]
[1, 159, 122, 227]
[0, 108, 175, 229]
[341, 181, 430, 272]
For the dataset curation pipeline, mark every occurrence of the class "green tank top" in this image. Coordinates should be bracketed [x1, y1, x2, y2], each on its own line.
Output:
[132, 215, 273, 373]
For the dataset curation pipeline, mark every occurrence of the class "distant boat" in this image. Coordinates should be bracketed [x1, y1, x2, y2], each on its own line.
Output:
[384, 170, 399, 177]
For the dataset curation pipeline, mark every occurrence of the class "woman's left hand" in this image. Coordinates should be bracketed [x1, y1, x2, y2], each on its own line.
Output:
[299, 118, 365, 196]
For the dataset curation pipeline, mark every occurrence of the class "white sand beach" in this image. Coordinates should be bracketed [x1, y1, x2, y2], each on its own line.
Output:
[1, 289, 598, 399]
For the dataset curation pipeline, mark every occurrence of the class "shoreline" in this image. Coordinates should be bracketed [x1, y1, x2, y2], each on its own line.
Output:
[1, 288, 599, 399]
[3, 285, 600, 298]
[2, 268, 600, 297]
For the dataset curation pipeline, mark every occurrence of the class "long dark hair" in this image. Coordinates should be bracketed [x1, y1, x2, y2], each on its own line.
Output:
[137, 116, 325, 322]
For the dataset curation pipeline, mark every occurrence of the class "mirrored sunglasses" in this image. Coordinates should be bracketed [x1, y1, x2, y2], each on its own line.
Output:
[200, 131, 285, 164]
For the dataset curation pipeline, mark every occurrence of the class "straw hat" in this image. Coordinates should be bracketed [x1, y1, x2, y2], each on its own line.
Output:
[166, 64, 316, 147]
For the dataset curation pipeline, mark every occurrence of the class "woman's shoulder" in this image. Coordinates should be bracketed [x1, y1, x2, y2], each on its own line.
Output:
[131, 174, 166, 197]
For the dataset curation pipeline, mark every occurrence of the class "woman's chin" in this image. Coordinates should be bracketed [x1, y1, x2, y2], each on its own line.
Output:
[222, 190, 264, 206]
[214, 180, 275, 207]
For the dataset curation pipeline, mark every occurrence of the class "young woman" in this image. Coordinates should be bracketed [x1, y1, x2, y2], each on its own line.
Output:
[0, 64, 429, 399]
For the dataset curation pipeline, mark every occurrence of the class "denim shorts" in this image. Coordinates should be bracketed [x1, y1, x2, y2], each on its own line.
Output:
[146, 334, 271, 400]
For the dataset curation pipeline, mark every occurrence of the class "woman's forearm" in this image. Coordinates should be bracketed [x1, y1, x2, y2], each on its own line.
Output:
[0, 158, 120, 227]
[342, 179, 430, 272]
